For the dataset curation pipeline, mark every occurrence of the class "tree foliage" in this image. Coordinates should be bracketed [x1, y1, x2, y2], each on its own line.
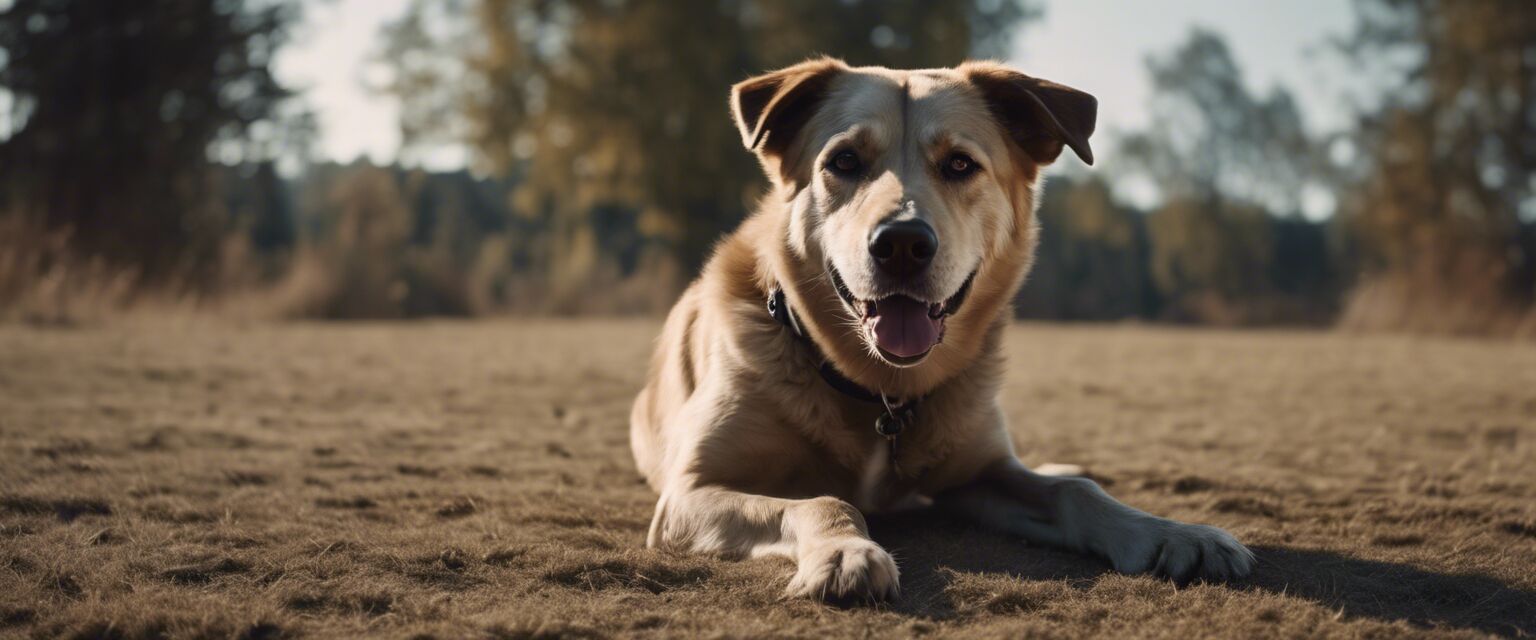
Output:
[6, 0, 1532, 334]
[1337, 0, 1536, 334]
[1018, 178, 1157, 321]
[1082, 28, 1340, 323]
[1118, 29, 1326, 215]
[0, 0, 306, 282]
[376, 0, 1038, 308]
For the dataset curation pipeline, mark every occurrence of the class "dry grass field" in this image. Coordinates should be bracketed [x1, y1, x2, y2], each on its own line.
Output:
[1, 319, 1534, 639]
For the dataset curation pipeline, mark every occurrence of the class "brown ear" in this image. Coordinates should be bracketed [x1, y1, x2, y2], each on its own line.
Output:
[962, 62, 1097, 166]
[731, 58, 845, 159]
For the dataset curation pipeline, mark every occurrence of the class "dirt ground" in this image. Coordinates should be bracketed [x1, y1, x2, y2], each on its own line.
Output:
[1, 319, 1533, 639]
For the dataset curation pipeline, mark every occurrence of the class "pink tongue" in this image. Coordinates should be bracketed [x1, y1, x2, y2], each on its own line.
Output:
[870, 296, 942, 358]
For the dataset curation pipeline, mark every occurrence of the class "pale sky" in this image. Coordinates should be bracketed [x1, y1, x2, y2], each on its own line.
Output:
[277, 0, 1357, 183]
[274, 0, 425, 167]
[1017, 0, 1354, 138]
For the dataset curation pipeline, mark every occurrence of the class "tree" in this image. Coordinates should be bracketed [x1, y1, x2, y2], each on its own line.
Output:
[1145, 198, 1277, 323]
[375, 0, 1039, 311]
[224, 161, 297, 255]
[1018, 177, 1158, 320]
[1117, 29, 1325, 215]
[0, 0, 307, 283]
[1114, 29, 1339, 324]
[1337, 0, 1536, 335]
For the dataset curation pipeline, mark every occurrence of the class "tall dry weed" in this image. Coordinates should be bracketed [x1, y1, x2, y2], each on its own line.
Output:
[1338, 254, 1536, 338]
[0, 218, 142, 325]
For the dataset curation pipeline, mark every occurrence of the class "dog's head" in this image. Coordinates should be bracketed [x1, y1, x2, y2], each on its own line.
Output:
[732, 58, 1095, 389]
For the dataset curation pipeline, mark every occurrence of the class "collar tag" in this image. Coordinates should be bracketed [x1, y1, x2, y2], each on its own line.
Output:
[875, 391, 913, 438]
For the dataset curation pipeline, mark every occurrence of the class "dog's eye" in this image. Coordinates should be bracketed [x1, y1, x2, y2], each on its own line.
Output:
[827, 150, 862, 177]
[942, 153, 979, 180]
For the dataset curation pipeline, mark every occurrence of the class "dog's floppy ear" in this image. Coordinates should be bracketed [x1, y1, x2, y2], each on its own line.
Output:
[731, 58, 846, 161]
[963, 62, 1097, 166]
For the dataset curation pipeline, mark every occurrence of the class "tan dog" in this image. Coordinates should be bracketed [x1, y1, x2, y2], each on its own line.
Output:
[630, 58, 1252, 601]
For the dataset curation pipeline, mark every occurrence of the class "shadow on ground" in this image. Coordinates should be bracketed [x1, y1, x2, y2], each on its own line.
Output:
[869, 511, 1536, 637]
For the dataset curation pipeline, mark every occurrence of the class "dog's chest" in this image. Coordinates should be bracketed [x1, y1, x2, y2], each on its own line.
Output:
[851, 438, 927, 513]
[790, 391, 934, 512]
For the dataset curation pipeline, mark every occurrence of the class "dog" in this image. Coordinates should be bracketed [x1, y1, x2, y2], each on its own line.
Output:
[630, 57, 1253, 601]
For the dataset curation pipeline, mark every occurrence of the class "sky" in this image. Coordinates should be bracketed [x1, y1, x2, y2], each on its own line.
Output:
[274, 0, 425, 168]
[276, 0, 1358, 186]
[1017, 0, 1355, 139]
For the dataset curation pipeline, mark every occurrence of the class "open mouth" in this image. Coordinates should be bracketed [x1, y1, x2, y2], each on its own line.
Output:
[829, 266, 976, 366]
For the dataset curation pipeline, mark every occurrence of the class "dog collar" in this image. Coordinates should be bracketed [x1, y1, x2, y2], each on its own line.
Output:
[767, 287, 922, 442]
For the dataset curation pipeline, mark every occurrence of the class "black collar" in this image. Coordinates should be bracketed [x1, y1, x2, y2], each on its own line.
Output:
[768, 287, 921, 439]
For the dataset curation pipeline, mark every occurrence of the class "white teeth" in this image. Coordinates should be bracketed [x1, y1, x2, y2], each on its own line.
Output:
[929, 302, 944, 318]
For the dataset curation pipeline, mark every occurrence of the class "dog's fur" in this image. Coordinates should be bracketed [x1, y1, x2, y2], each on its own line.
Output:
[630, 58, 1253, 600]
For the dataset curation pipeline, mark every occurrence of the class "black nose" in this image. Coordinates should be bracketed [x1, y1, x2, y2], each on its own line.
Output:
[868, 219, 938, 278]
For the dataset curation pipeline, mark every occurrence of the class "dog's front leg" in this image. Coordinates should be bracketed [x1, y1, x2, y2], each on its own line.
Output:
[647, 484, 899, 600]
[937, 458, 1253, 583]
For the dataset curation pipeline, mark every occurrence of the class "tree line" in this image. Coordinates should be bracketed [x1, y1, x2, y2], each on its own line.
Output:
[1, 0, 1533, 335]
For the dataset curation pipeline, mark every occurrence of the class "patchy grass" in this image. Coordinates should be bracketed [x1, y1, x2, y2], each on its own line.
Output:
[0, 320, 1533, 638]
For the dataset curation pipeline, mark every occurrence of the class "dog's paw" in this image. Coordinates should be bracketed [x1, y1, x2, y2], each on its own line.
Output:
[1106, 519, 1253, 584]
[785, 537, 900, 602]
